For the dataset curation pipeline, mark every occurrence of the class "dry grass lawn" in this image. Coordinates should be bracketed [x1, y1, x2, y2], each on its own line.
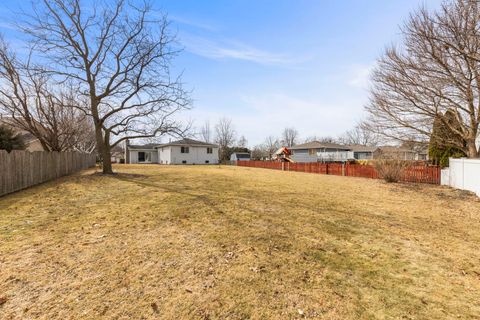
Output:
[1, 164, 480, 319]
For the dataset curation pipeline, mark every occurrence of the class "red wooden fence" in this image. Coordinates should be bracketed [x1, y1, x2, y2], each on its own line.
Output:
[236, 161, 441, 184]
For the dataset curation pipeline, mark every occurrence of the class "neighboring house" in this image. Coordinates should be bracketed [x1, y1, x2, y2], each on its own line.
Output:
[126, 138, 219, 165]
[347, 145, 377, 160]
[126, 143, 159, 164]
[230, 152, 251, 161]
[415, 147, 429, 161]
[0, 118, 44, 152]
[290, 141, 354, 163]
[286, 141, 429, 163]
[374, 146, 417, 160]
[18, 132, 44, 152]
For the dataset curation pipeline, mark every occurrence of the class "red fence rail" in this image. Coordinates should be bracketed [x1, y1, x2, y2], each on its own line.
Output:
[236, 161, 441, 184]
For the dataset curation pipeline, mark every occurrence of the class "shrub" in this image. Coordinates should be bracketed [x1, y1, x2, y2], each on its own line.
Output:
[0, 125, 25, 152]
[373, 159, 408, 183]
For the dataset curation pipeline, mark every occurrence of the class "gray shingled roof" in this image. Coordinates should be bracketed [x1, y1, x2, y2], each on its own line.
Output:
[127, 143, 159, 150]
[233, 152, 251, 159]
[158, 138, 218, 148]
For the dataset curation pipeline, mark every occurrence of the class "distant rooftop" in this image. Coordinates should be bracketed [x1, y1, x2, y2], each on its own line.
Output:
[289, 141, 352, 150]
[232, 152, 251, 159]
[127, 138, 219, 150]
[158, 138, 218, 148]
[347, 144, 378, 152]
[127, 143, 159, 150]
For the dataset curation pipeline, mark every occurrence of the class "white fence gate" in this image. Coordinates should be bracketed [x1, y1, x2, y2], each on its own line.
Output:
[441, 158, 480, 197]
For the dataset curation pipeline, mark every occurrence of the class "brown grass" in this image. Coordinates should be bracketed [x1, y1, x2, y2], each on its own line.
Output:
[1, 164, 480, 319]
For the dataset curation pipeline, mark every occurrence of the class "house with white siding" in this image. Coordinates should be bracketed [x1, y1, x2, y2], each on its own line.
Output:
[126, 138, 219, 165]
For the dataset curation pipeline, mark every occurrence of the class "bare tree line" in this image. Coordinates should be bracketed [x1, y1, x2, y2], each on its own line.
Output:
[193, 116, 380, 161]
[0, 0, 190, 173]
[0, 39, 95, 152]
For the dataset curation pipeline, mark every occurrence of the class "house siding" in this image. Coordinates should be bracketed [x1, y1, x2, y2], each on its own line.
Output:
[25, 140, 44, 152]
[158, 147, 171, 164]
[354, 152, 373, 160]
[291, 148, 353, 163]
[159, 146, 219, 164]
[128, 150, 158, 164]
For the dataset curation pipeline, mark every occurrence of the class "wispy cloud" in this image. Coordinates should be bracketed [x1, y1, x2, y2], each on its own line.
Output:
[169, 15, 217, 32]
[347, 64, 374, 89]
[182, 34, 304, 66]
[0, 22, 16, 31]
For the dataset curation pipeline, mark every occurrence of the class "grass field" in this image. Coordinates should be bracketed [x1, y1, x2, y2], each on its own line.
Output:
[1, 164, 480, 319]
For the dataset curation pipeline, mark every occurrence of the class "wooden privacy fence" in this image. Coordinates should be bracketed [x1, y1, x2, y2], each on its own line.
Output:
[0, 150, 96, 196]
[237, 160, 441, 184]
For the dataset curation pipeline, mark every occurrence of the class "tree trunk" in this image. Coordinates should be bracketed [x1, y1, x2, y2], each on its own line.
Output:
[467, 139, 479, 158]
[102, 131, 113, 174]
[102, 146, 113, 174]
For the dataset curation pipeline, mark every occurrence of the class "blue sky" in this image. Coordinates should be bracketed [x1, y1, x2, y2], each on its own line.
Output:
[0, 0, 443, 146]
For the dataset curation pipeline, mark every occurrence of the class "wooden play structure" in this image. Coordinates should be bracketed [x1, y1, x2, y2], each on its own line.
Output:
[272, 147, 295, 162]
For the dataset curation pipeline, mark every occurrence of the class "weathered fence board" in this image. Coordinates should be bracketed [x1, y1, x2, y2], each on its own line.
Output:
[236, 161, 441, 184]
[0, 150, 96, 196]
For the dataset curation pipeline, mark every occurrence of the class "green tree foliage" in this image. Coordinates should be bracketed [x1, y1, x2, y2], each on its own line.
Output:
[0, 125, 25, 152]
[429, 110, 466, 167]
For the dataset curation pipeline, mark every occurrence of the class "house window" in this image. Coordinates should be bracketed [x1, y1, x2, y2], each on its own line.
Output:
[207, 147, 213, 154]
[309, 149, 316, 156]
[138, 152, 145, 162]
[181, 146, 189, 153]
[182, 160, 187, 164]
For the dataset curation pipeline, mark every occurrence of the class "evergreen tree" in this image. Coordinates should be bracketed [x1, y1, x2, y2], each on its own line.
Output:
[0, 125, 25, 152]
[429, 110, 466, 167]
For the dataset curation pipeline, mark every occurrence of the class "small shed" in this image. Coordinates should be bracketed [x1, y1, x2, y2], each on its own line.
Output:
[230, 152, 251, 161]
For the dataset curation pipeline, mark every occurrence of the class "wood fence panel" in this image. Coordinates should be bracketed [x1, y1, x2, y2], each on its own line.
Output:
[0, 150, 96, 197]
[236, 161, 440, 185]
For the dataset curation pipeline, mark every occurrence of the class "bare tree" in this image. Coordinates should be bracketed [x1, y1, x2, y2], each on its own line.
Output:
[200, 120, 212, 143]
[237, 135, 248, 148]
[281, 127, 298, 147]
[304, 135, 338, 144]
[303, 135, 319, 143]
[0, 39, 95, 151]
[339, 121, 379, 146]
[71, 116, 97, 153]
[251, 144, 268, 160]
[366, 0, 480, 158]
[19, 0, 190, 173]
[215, 117, 236, 161]
[264, 136, 280, 158]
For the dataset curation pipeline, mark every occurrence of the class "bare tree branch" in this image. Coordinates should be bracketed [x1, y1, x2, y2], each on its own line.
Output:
[19, 0, 190, 173]
[366, 0, 480, 158]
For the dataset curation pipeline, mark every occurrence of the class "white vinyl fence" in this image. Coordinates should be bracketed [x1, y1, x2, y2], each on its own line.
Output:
[441, 158, 480, 197]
